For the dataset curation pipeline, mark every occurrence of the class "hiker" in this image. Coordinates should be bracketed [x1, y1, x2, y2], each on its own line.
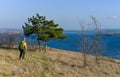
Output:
[18, 38, 27, 60]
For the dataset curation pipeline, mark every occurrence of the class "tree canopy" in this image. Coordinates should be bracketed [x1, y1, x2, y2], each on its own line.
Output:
[22, 14, 66, 51]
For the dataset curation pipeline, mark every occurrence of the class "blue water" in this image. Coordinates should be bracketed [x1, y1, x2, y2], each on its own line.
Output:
[1, 29, 120, 59]
[47, 31, 120, 59]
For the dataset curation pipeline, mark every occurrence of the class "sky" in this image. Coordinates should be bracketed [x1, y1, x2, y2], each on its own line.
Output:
[0, 0, 120, 30]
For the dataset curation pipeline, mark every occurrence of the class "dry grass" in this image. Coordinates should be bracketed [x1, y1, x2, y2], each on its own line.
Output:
[0, 48, 120, 77]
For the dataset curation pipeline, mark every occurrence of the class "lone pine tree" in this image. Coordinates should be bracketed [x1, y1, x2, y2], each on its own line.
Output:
[22, 14, 66, 52]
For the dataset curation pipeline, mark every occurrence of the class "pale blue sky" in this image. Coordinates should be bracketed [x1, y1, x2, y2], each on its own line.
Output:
[0, 0, 120, 30]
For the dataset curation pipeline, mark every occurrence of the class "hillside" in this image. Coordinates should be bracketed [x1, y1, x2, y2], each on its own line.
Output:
[0, 48, 120, 77]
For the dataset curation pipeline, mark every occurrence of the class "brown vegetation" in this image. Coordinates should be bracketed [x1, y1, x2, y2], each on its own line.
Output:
[0, 48, 120, 77]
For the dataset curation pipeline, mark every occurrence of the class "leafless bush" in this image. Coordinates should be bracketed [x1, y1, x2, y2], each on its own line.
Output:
[91, 16, 103, 63]
[79, 21, 93, 66]
[79, 17, 105, 66]
[0, 31, 22, 49]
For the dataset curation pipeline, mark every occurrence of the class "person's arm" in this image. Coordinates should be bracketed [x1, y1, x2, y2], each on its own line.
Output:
[25, 42, 27, 50]
[23, 42, 27, 50]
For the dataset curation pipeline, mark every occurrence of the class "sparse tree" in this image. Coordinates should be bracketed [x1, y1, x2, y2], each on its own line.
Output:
[79, 17, 104, 66]
[79, 21, 93, 67]
[91, 16, 102, 63]
[80, 22, 87, 66]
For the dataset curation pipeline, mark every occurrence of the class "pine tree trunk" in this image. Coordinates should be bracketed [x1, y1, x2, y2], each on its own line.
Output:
[38, 41, 41, 52]
[44, 42, 47, 52]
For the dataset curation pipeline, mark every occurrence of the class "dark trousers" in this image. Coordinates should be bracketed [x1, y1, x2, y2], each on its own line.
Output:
[19, 49, 26, 60]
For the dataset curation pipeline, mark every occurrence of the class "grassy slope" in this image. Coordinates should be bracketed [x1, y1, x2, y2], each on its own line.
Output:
[0, 48, 120, 77]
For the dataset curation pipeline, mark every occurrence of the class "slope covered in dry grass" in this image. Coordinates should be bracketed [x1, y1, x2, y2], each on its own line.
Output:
[0, 48, 120, 77]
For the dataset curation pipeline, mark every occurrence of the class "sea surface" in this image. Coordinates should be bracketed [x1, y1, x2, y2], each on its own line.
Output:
[1, 29, 120, 59]
[47, 30, 120, 59]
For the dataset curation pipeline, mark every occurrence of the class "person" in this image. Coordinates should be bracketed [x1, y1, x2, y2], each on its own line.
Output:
[18, 38, 27, 60]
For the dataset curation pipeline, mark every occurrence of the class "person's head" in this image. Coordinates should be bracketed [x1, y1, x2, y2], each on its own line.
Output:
[23, 38, 26, 41]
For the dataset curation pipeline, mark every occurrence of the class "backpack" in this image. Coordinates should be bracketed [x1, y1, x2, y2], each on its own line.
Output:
[18, 41, 24, 50]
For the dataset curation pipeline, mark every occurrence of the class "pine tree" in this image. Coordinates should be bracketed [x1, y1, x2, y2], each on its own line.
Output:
[22, 14, 66, 52]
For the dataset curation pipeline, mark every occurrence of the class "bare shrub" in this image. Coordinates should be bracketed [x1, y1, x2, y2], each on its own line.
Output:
[0, 31, 22, 49]
[79, 21, 93, 66]
[79, 17, 105, 66]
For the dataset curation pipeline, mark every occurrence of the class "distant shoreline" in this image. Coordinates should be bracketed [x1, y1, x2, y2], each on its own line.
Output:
[1, 28, 120, 32]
